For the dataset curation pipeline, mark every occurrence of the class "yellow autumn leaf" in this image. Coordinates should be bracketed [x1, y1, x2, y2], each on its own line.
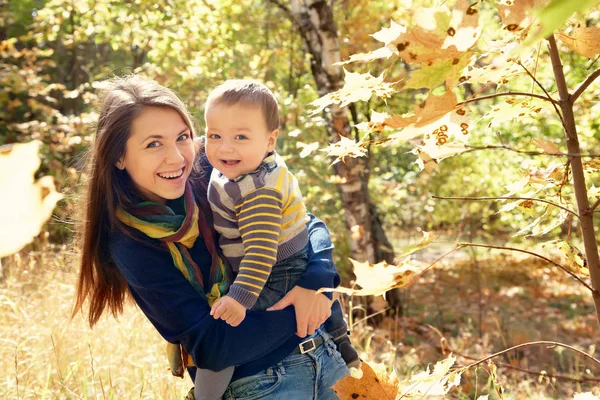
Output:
[0, 141, 63, 257]
[556, 26, 600, 59]
[320, 135, 368, 165]
[400, 355, 462, 397]
[322, 258, 423, 297]
[541, 239, 589, 276]
[496, 0, 542, 30]
[332, 361, 399, 400]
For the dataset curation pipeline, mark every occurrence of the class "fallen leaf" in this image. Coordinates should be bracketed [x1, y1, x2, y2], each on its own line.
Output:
[332, 361, 398, 400]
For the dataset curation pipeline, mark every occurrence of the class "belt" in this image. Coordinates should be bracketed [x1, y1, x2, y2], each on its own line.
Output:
[292, 335, 326, 354]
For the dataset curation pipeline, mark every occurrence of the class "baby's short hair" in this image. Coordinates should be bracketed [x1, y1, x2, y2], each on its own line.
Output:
[205, 80, 279, 131]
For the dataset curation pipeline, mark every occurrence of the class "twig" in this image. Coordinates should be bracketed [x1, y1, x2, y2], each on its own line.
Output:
[572, 67, 600, 103]
[457, 242, 597, 294]
[267, 0, 293, 17]
[586, 198, 600, 215]
[432, 195, 579, 218]
[352, 307, 391, 328]
[457, 91, 559, 106]
[407, 245, 462, 287]
[516, 60, 566, 128]
[426, 331, 600, 383]
[14, 346, 19, 400]
[462, 144, 600, 158]
[464, 341, 600, 369]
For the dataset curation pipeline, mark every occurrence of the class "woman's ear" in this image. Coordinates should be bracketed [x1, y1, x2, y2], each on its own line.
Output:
[115, 159, 125, 170]
[267, 129, 279, 152]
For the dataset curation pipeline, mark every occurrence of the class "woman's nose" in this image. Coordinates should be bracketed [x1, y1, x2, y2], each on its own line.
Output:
[165, 144, 185, 164]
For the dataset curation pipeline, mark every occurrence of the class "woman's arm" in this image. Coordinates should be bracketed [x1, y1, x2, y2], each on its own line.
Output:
[110, 235, 298, 372]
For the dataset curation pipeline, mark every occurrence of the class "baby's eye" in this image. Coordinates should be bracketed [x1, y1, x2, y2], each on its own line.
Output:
[235, 134, 248, 140]
[208, 133, 221, 139]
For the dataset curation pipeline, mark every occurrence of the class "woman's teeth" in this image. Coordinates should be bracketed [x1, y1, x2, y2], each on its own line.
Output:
[158, 168, 184, 179]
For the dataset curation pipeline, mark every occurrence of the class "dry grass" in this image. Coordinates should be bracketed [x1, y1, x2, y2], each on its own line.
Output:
[349, 251, 600, 399]
[0, 246, 191, 399]
[2, 241, 600, 399]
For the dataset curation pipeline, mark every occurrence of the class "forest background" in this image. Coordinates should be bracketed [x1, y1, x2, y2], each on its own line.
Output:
[2, 0, 600, 398]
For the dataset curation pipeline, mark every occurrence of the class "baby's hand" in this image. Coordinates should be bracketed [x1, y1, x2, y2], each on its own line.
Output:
[210, 296, 247, 327]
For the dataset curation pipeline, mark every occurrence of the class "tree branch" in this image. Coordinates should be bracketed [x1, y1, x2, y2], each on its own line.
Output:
[267, 0, 293, 17]
[425, 330, 600, 383]
[585, 198, 600, 215]
[572, 67, 600, 103]
[457, 91, 559, 107]
[516, 60, 566, 128]
[463, 341, 600, 370]
[432, 195, 579, 218]
[462, 144, 600, 158]
[457, 242, 597, 294]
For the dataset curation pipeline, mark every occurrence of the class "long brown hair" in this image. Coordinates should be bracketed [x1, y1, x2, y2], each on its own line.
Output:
[72, 75, 197, 327]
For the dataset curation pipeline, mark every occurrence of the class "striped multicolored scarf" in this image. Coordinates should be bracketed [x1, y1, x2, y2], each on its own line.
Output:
[116, 182, 229, 375]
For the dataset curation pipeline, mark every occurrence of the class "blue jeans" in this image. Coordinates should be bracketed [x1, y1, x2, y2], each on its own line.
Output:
[252, 247, 349, 343]
[223, 329, 348, 400]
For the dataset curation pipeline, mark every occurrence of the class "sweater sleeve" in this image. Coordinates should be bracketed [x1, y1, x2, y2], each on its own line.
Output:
[294, 214, 341, 299]
[109, 236, 297, 372]
[227, 187, 283, 309]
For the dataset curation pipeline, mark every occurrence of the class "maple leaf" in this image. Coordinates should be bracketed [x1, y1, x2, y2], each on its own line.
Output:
[415, 149, 440, 174]
[296, 141, 320, 158]
[533, 139, 561, 155]
[0, 141, 63, 257]
[355, 110, 392, 133]
[323, 258, 423, 297]
[332, 361, 399, 400]
[496, 0, 540, 31]
[556, 26, 600, 59]
[405, 53, 474, 90]
[320, 136, 368, 165]
[531, 0, 598, 44]
[400, 356, 462, 397]
[336, 46, 396, 66]
[310, 70, 395, 114]
[483, 98, 546, 128]
[541, 239, 588, 276]
[371, 20, 406, 45]
[387, 90, 459, 130]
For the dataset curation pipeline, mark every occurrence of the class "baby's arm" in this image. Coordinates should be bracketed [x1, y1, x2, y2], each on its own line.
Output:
[214, 187, 283, 325]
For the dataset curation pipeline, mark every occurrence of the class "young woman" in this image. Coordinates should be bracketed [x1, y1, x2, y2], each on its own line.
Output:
[72, 75, 348, 399]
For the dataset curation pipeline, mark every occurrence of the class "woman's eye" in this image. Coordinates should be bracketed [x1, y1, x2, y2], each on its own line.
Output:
[235, 134, 248, 140]
[177, 133, 190, 141]
[146, 141, 160, 148]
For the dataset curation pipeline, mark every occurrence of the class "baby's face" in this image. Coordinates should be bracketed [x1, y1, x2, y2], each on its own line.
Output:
[204, 103, 278, 180]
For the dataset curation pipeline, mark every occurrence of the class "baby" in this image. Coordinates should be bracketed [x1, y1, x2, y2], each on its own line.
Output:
[197, 79, 359, 399]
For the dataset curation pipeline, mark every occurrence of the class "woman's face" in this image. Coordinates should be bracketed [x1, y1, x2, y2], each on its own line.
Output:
[119, 106, 195, 204]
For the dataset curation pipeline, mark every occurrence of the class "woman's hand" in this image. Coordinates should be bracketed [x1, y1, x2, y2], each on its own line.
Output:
[267, 286, 332, 337]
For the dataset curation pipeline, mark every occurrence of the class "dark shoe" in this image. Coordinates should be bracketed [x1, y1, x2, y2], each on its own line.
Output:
[334, 334, 361, 369]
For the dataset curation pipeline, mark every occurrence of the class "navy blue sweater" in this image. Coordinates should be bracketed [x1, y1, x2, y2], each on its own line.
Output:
[109, 214, 340, 381]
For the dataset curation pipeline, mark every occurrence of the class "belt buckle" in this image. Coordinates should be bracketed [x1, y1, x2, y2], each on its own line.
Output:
[299, 338, 316, 354]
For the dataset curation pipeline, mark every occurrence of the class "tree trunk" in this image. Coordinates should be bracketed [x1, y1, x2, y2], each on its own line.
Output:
[547, 35, 600, 326]
[283, 0, 379, 263]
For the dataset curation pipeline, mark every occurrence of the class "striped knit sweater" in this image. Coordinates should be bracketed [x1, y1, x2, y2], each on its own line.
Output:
[208, 152, 310, 309]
